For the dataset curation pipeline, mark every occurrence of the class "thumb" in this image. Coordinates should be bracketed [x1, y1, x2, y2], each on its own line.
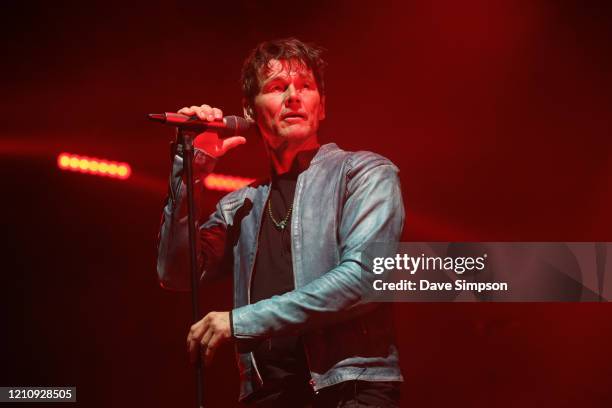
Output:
[221, 136, 247, 154]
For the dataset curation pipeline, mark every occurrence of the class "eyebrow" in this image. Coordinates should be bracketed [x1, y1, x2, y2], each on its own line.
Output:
[262, 72, 314, 84]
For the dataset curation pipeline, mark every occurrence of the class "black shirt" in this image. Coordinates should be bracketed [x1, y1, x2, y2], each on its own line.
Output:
[248, 147, 320, 400]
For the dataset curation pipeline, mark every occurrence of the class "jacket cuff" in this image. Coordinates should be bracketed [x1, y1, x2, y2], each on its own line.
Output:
[169, 147, 218, 209]
[193, 148, 218, 174]
[231, 304, 259, 339]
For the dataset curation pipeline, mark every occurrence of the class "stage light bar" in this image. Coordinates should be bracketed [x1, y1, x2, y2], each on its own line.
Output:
[204, 173, 255, 192]
[57, 152, 131, 180]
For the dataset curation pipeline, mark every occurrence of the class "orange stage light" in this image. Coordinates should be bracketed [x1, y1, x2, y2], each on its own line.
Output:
[57, 153, 132, 180]
[57, 153, 256, 190]
[204, 173, 255, 192]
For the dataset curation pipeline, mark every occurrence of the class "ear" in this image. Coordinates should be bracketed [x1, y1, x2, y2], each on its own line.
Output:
[242, 98, 256, 123]
[318, 95, 326, 121]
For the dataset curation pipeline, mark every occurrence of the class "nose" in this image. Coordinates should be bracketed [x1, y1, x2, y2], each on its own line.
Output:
[285, 84, 301, 107]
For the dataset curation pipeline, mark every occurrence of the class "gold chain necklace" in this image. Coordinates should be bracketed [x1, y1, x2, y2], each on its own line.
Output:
[268, 198, 293, 230]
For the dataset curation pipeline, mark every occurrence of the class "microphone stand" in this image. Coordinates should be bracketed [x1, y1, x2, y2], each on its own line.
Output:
[178, 128, 205, 408]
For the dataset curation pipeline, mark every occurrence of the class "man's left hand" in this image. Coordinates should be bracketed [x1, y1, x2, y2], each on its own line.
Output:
[187, 311, 232, 365]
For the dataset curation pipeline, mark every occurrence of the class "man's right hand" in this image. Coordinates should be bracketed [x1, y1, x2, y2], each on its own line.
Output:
[178, 104, 247, 158]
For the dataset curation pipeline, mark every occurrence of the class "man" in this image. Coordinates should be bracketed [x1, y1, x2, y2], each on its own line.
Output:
[157, 38, 404, 407]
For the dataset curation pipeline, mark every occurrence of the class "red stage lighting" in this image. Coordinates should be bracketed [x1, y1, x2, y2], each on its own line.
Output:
[57, 153, 131, 180]
[204, 173, 255, 192]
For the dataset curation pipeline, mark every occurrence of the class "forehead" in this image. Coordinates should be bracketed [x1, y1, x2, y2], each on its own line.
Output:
[259, 58, 314, 82]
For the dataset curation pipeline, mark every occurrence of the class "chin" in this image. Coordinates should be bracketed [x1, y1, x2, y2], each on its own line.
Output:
[278, 127, 313, 140]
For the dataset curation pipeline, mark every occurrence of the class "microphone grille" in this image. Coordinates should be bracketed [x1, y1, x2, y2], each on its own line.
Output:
[223, 116, 252, 135]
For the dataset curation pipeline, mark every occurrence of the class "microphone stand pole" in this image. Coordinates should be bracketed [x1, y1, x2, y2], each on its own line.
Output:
[178, 128, 205, 408]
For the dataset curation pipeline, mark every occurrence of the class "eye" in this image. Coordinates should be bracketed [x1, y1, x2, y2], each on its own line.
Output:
[263, 82, 282, 93]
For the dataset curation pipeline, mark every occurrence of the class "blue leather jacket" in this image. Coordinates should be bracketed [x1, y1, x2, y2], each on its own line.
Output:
[157, 143, 405, 401]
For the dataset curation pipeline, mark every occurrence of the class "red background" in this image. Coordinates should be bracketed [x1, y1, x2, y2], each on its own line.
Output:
[2, 1, 612, 406]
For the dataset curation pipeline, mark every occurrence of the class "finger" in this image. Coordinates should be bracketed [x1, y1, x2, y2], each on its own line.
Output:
[187, 331, 200, 350]
[204, 345, 216, 366]
[178, 106, 193, 115]
[197, 104, 214, 121]
[186, 320, 205, 362]
[190, 105, 207, 120]
[211, 108, 223, 121]
[186, 320, 204, 345]
[204, 336, 220, 366]
[200, 104, 215, 121]
[187, 334, 200, 363]
[200, 326, 214, 351]
[186, 326, 193, 348]
[196, 324, 215, 365]
[220, 136, 247, 154]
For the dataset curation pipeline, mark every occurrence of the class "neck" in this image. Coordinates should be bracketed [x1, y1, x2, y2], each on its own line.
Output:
[265, 137, 320, 175]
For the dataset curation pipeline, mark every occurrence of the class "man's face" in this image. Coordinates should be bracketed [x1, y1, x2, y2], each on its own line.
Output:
[250, 58, 325, 146]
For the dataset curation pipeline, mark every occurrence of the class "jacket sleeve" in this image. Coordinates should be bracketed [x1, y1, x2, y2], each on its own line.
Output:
[156, 146, 230, 291]
[231, 153, 405, 338]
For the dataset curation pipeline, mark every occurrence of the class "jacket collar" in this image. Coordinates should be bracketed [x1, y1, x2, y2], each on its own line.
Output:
[310, 143, 340, 165]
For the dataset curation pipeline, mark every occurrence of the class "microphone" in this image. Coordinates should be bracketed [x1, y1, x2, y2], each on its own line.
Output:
[147, 112, 252, 136]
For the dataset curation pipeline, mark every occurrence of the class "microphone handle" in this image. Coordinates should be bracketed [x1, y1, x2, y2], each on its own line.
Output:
[148, 112, 249, 136]
[162, 112, 228, 131]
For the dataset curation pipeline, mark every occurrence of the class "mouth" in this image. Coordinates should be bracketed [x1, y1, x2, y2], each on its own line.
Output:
[281, 111, 308, 121]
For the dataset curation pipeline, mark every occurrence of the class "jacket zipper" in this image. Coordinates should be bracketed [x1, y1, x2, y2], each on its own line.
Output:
[292, 172, 317, 393]
[246, 184, 272, 387]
